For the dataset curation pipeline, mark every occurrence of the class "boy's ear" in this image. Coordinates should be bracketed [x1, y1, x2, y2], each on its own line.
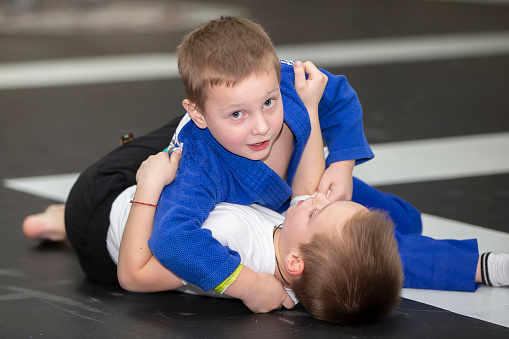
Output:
[285, 253, 304, 277]
[183, 99, 207, 129]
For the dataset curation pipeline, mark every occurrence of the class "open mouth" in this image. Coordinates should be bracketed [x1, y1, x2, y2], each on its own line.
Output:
[248, 140, 269, 151]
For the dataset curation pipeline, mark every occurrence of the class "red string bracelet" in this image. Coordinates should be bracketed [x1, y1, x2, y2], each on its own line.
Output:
[130, 200, 158, 208]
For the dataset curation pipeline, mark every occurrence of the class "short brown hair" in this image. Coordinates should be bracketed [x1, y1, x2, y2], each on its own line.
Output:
[292, 210, 403, 325]
[177, 16, 281, 111]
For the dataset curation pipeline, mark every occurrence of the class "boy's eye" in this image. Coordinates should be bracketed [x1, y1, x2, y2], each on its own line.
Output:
[263, 99, 275, 108]
[230, 111, 243, 119]
[308, 207, 318, 219]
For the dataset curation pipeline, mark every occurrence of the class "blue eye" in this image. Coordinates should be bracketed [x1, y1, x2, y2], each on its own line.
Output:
[263, 99, 275, 108]
[230, 111, 243, 119]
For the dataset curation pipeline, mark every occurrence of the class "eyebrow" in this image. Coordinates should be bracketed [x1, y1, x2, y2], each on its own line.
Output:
[219, 88, 280, 112]
[220, 103, 243, 112]
[267, 87, 280, 95]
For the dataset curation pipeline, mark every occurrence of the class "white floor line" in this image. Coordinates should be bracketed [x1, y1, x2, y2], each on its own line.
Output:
[1, 31, 509, 90]
[0, 54, 179, 90]
[5, 132, 509, 201]
[277, 31, 509, 69]
[4, 173, 79, 203]
[353, 132, 509, 186]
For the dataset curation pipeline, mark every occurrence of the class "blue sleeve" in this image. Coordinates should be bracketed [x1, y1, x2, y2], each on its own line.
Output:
[148, 155, 241, 292]
[395, 231, 480, 292]
[317, 69, 374, 167]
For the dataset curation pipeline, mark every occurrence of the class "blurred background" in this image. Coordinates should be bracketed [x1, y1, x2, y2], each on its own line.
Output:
[1, 1, 508, 337]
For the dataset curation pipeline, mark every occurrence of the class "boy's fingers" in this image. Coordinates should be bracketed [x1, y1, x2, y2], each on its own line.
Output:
[303, 61, 327, 84]
[316, 178, 329, 196]
[173, 148, 182, 157]
[325, 189, 339, 202]
[293, 60, 306, 90]
[282, 293, 296, 309]
[302, 61, 317, 75]
[169, 149, 182, 165]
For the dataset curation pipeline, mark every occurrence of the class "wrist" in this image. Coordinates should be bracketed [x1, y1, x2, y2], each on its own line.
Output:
[222, 265, 256, 300]
[330, 159, 355, 171]
[132, 185, 163, 207]
[214, 264, 243, 294]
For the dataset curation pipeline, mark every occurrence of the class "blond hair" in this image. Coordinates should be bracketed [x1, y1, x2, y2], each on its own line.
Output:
[292, 210, 403, 325]
[177, 16, 281, 112]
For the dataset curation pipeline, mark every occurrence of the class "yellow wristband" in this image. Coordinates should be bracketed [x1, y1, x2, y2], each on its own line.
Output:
[214, 264, 243, 294]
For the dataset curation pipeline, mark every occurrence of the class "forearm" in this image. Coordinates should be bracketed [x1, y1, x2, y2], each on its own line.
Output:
[118, 185, 161, 274]
[117, 185, 164, 289]
[222, 265, 255, 299]
[117, 185, 184, 292]
[328, 159, 355, 178]
[291, 60, 327, 197]
[222, 265, 294, 312]
[292, 106, 325, 197]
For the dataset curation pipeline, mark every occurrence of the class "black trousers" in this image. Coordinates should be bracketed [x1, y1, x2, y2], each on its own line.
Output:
[65, 117, 181, 283]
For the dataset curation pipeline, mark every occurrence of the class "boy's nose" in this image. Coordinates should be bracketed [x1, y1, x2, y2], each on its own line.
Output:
[314, 192, 330, 205]
[252, 113, 270, 135]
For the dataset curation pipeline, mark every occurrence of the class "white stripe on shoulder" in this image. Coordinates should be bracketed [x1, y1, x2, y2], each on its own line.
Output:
[279, 59, 295, 66]
[166, 113, 191, 153]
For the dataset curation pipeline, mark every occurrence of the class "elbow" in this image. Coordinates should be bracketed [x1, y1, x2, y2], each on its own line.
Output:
[117, 269, 135, 292]
[117, 266, 145, 292]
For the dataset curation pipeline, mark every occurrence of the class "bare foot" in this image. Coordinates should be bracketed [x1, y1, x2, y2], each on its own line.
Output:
[23, 204, 67, 241]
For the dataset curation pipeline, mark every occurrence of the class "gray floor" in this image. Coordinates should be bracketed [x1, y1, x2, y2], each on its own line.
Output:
[1, 0, 509, 337]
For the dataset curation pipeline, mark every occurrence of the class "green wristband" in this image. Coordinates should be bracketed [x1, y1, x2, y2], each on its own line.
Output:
[214, 264, 243, 294]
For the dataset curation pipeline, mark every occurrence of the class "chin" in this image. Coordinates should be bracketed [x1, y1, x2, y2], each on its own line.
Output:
[256, 152, 271, 162]
[245, 148, 271, 161]
[249, 154, 269, 161]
